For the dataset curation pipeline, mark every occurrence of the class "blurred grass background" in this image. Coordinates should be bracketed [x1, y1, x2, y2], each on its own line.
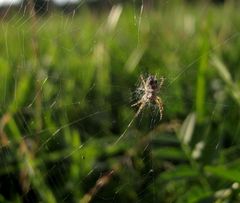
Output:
[1, 0, 240, 202]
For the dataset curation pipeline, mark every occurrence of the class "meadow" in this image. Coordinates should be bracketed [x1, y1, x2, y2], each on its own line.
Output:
[1, 1, 240, 202]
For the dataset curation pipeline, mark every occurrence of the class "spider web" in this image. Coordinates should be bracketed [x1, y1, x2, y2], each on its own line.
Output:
[0, 0, 240, 202]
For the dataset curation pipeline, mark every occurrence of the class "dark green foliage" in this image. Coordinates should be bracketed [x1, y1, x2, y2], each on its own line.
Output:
[1, 2, 240, 202]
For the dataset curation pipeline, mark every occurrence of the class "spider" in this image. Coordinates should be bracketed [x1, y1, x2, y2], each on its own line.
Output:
[114, 74, 164, 144]
[132, 74, 164, 120]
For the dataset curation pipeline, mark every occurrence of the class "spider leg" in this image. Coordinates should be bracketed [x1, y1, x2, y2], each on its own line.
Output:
[134, 101, 146, 118]
[140, 75, 146, 87]
[131, 99, 141, 107]
[155, 96, 164, 120]
[159, 77, 164, 89]
[137, 87, 145, 91]
[132, 96, 147, 117]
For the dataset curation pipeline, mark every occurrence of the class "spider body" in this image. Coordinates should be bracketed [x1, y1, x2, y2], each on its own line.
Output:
[132, 75, 164, 120]
[145, 75, 158, 100]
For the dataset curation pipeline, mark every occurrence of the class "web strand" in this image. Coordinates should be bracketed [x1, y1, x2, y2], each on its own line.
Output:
[114, 103, 143, 145]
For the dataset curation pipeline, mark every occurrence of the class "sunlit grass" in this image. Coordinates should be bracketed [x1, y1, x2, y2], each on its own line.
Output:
[1, 1, 240, 202]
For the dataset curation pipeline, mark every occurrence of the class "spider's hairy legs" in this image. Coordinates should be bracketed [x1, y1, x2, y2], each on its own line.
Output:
[155, 96, 163, 120]
[140, 75, 146, 87]
[159, 76, 164, 89]
[133, 101, 146, 118]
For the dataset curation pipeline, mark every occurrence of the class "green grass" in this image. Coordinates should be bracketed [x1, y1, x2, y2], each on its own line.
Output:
[1, 1, 240, 202]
